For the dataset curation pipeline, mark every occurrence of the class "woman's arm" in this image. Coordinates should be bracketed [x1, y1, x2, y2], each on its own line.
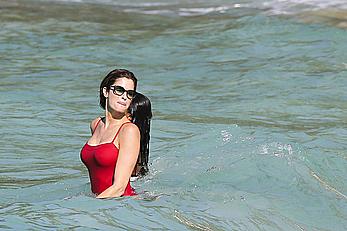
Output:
[96, 123, 140, 198]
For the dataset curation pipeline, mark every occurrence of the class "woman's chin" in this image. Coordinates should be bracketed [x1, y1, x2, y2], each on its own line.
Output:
[108, 106, 127, 116]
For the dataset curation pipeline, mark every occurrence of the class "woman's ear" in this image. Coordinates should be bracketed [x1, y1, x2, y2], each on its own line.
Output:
[102, 87, 109, 98]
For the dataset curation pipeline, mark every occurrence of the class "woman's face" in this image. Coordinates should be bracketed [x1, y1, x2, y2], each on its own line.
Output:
[104, 77, 135, 114]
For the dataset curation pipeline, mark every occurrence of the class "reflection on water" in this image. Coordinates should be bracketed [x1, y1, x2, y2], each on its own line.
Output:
[0, 0, 346, 230]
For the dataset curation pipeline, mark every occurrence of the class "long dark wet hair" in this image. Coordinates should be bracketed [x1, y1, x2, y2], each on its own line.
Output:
[128, 93, 152, 177]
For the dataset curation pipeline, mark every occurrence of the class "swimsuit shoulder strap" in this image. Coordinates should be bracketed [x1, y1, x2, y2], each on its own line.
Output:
[112, 122, 132, 143]
[93, 117, 102, 133]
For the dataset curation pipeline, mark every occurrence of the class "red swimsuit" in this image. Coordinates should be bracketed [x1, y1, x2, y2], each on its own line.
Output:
[80, 119, 136, 196]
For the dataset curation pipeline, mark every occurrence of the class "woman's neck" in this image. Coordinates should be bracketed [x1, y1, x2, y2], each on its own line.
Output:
[104, 110, 129, 128]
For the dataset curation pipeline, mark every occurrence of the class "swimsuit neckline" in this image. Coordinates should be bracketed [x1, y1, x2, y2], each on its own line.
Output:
[85, 142, 118, 149]
[85, 120, 132, 149]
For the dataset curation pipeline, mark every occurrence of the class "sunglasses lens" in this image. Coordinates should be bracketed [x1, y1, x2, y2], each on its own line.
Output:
[127, 91, 136, 99]
[114, 86, 125, 95]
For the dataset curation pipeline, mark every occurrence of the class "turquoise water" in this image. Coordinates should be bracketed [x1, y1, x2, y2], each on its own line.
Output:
[0, 0, 346, 230]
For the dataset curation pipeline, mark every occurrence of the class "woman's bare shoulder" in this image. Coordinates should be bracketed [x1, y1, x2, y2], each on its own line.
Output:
[121, 122, 140, 137]
[91, 117, 101, 125]
[90, 117, 102, 133]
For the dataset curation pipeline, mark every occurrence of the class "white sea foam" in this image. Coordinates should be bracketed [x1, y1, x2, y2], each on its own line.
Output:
[43, 0, 174, 7]
[261, 0, 347, 15]
[178, 6, 230, 16]
[34, 0, 347, 17]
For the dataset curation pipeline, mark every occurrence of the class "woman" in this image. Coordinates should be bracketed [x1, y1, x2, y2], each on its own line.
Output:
[81, 69, 140, 198]
[128, 93, 153, 178]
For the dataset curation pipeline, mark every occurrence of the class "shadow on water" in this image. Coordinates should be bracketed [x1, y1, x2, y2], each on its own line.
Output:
[155, 112, 347, 132]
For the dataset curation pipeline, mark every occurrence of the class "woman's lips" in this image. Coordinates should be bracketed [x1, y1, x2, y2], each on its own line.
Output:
[117, 101, 126, 106]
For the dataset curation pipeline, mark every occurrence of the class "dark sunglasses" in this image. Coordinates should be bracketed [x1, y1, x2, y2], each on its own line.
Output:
[109, 85, 136, 100]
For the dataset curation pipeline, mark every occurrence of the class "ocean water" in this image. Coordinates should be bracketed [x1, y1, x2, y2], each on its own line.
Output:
[0, 0, 346, 230]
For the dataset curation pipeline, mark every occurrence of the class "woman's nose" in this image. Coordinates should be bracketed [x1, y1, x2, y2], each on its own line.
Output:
[121, 93, 127, 100]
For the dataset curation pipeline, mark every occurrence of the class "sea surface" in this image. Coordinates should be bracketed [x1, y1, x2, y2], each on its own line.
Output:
[0, 0, 346, 230]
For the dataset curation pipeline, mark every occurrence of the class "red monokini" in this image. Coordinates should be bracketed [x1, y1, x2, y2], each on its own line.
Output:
[80, 120, 136, 196]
